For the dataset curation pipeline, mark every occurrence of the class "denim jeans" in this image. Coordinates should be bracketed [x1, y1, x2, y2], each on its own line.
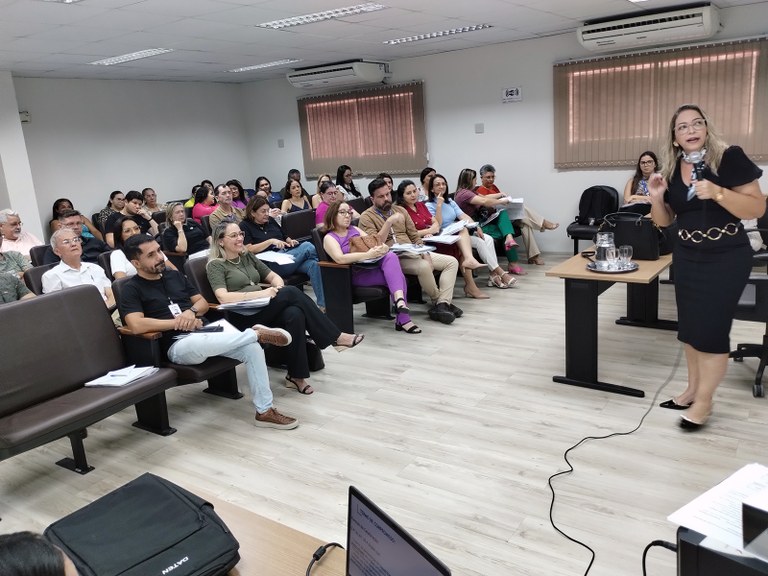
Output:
[167, 329, 272, 414]
[266, 242, 325, 308]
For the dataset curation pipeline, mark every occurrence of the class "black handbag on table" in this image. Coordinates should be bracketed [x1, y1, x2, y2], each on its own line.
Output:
[44, 473, 240, 576]
[599, 212, 673, 260]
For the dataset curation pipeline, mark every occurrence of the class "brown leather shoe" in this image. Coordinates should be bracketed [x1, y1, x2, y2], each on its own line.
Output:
[252, 325, 292, 347]
[255, 407, 298, 430]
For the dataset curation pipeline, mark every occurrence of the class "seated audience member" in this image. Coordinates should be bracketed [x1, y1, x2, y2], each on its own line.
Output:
[315, 181, 359, 226]
[42, 228, 114, 307]
[97, 191, 125, 231]
[311, 173, 333, 208]
[118, 234, 299, 429]
[456, 168, 527, 278]
[280, 179, 312, 214]
[418, 166, 436, 202]
[207, 222, 362, 395]
[240, 196, 325, 309]
[377, 172, 394, 193]
[104, 190, 160, 247]
[49, 198, 103, 241]
[142, 187, 164, 212]
[395, 179, 487, 300]
[476, 164, 558, 266]
[227, 179, 248, 209]
[209, 183, 245, 229]
[0, 234, 31, 277]
[0, 531, 78, 576]
[0, 273, 35, 304]
[426, 173, 514, 290]
[256, 176, 282, 207]
[110, 216, 177, 278]
[43, 210, 109, 265]
[162, 202, 210, 256]
[279, 169, 309, 198]
[323, 200, 419, 334]
[621, 151, 658, 216]
[183, 182, 204, 208]
[191, 184, 217, 224]
[359, 178, 460, 324]
[336, 164, 361, 199]
[0, 209, 43, 261]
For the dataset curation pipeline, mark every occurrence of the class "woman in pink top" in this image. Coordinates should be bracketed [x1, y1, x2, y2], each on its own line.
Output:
[191, 185, 217, 223]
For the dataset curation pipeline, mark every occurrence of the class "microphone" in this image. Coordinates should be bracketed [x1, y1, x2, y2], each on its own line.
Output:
[683, 148, 707, 201]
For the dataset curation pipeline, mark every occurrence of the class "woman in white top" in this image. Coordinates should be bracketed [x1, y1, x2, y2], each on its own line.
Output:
[335, 164, 362, 200]
[110, 215, 175, 279]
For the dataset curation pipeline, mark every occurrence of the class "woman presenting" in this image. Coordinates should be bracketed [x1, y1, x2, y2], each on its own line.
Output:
[648, 104, 764, 430]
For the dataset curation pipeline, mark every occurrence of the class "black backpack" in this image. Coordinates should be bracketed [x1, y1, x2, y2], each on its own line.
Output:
[577, 185, 619, 225]
[44, 473, 240, 576]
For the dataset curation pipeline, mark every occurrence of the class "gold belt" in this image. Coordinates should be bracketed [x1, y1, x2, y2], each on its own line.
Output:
[678, 222, 740, 243]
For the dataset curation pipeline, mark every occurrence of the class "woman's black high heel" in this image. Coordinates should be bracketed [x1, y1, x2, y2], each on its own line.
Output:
[395, 321, 421, 334]
[392, 297, 410, 314]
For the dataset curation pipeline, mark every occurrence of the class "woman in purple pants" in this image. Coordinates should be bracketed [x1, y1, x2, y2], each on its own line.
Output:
[323, 200, 420, 334]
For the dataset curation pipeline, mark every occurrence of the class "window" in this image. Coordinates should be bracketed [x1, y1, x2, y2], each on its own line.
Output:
[553, 38, 768, 169]
[297, 82, 427, 177]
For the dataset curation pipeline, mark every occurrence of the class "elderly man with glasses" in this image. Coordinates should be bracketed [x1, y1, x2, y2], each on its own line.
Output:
[0, 209, 43, 262]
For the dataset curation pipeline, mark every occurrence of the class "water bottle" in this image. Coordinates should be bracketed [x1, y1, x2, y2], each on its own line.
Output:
[594, 232, 615, 271]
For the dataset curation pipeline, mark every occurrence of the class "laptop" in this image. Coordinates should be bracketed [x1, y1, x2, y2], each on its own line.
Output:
[346, 486, 452, 576]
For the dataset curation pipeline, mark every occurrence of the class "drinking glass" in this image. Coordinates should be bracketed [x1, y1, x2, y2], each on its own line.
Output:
[605, 246, 619, 271]
[619, 245, 633, 269]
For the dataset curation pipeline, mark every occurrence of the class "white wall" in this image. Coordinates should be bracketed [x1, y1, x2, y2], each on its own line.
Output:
[14, 78, 252, 235]
[242, 3, 768, 254]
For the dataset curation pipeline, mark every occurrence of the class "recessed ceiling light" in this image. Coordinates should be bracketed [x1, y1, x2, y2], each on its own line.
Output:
[89, 49, 174, 66]
[257, 3, 386, 30]
[227, 59, 303, 73]
[384, 24, 493, 45]
[39, 0, 85, 4]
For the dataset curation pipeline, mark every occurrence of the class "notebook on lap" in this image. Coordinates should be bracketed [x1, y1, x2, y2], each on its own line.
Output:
[346, 486, 451, 576]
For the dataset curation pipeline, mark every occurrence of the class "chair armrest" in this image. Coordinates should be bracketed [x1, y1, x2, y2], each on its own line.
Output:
[117, 326, 163, 340]
[319, 261, 351, 269]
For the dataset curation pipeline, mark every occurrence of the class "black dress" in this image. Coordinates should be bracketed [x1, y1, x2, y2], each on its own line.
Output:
[665, 146, 763, 353]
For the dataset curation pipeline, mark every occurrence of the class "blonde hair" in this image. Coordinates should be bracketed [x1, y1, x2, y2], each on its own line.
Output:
[660, 104, 729, 182]
[207, 221, 239, 262]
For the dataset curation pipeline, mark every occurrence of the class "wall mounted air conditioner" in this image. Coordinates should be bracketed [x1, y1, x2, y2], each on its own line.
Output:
[286, 61, 391, 89]
[577, 5, 720, 53]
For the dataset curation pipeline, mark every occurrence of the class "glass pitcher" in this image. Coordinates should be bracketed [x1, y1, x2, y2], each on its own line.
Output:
[594, 232, 615, 271]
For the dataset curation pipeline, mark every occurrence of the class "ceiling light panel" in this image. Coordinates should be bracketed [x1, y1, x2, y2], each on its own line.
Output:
[384, 24, 493, 45]
[257, 3, 386, 29]
[89, 48, 174, 66]
[227, 59, 303, 73]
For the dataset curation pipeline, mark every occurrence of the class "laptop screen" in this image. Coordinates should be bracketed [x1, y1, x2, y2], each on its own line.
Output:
[346, 486, 451, 576]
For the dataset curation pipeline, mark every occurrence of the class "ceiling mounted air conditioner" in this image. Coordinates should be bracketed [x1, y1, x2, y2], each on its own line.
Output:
[577, 5, 720, 53]
[286, 61, 391, 90]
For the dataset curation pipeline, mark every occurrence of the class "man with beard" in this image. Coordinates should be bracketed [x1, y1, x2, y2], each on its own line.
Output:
[117, 234, 299, 430]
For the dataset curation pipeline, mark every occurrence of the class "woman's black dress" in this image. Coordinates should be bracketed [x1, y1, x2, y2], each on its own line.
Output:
[666, 146, 763, 353]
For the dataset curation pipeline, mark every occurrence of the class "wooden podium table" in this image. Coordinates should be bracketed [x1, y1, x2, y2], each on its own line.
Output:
[203, 496, 346, 576]
[546, 253, 675, 397]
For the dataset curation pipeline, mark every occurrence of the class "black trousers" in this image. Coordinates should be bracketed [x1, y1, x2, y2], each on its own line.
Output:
[229, 286, 340, 378]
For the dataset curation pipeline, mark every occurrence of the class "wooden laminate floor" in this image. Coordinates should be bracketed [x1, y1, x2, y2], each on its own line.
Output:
[1, 253, 766, 576]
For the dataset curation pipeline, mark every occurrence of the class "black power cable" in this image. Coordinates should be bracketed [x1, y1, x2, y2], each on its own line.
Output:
[548, 344, 684, 575]
[642, 540, 677, 575]
[306, 541, 344, 576]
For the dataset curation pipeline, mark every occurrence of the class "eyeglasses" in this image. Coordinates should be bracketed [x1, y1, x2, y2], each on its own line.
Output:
[675, 119, 706, 134]
[323, 189, 339, 195]
[639, 160, 655, 166]
[223, 231, 245, 239]
[59, 237, 82, 246]
[337, 210, 352, 216]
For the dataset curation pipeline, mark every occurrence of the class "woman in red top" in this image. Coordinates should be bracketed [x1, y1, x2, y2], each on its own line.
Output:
[395, 179, 487, 299]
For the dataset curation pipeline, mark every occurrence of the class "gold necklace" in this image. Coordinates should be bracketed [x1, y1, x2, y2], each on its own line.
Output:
[227, 255, 241, 265]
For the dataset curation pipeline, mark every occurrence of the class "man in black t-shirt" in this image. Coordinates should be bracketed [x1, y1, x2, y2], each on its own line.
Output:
[117, 235, 299, 430]
[105, 190, 160, 247]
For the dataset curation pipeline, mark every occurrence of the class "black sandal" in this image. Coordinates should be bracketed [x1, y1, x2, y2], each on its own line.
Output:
[285, 375, 313, 395]
[334, 333, 365, 352]
[393, 297, 410, 314]
[395, 321, 421, 334]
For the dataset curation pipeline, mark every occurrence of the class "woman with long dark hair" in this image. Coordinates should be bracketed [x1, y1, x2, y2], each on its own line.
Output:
[622, 150, 659, 214]
[336, 164, 361, 199]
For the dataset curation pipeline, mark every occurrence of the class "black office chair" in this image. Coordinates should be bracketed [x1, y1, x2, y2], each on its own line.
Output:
[97, 250, 114, 280]
[347, 197, 367, 215]
[730, 274, 768, 397]
[565, 185, 619, 254]
[280, 209, 316, 243]
[744, 199, 768, 271]
[22, 263, 57, 295]
[200, 215, 211, 238]
[29, 244, 49, 267]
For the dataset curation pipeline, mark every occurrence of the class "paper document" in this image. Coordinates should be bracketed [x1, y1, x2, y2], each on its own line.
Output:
[501, 197, 525, 221]
[85, 365, 159, 387]
[187, 249, 208, 260]
[668, 463, 768, 550]
[218, 297, 271, 311]
[424, 235, 460, 245]
[255, 251, 295, 265]
[441, 221, 468, 236]
[390, 243, 436, 254]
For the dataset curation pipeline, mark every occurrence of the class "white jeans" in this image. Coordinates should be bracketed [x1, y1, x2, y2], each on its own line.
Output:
[470, 234, 499, 270]
[167, 329, 272, 414]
